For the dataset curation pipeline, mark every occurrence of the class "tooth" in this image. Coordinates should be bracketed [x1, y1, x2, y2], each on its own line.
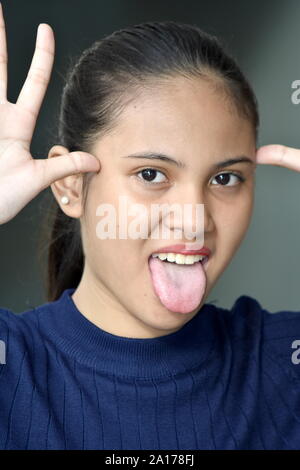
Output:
[175, 254, 185, 264]
[151, 252, 206, 264]
[166, 253, 176, 262]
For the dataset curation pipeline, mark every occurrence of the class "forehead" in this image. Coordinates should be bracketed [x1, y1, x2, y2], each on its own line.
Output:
[122, 77, 251, 130]
[93, 76, 255, 162]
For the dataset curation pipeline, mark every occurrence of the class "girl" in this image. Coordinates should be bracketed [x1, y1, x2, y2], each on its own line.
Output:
[0, 3, 299, 450]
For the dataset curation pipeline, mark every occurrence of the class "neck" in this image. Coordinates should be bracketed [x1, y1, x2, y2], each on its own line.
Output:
[72, 262, 184, 339]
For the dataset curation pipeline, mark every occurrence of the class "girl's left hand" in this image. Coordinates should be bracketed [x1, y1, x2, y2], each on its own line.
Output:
[256, 144, 300, 171]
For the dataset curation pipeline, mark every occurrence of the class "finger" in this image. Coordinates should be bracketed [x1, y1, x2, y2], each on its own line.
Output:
[0, 3, 8, 102]
[34, 152, 101, 191]
[256, 144, 300, 172]
[16, 23, 54, 118]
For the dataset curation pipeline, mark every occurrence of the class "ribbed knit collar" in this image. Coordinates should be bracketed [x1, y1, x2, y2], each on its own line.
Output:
[44, 287, 219, 379]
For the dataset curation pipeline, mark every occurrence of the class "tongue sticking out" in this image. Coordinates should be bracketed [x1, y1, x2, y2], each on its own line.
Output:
[148, 257, 207, 314]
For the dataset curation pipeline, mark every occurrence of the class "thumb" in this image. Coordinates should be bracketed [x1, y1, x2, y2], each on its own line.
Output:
[256, 144, 300, 171]
[35, 151, 101, 189]
[255, 145, 286, 165]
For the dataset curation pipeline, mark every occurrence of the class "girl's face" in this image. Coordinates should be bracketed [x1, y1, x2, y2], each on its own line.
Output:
[62, 76, 257, 338]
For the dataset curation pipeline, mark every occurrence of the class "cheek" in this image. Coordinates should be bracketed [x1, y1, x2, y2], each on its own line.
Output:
[81, 196, 148, 278]
[84, 238, 145, 298]
[80, 174, 150, 286]
[217, 195, 253, 252]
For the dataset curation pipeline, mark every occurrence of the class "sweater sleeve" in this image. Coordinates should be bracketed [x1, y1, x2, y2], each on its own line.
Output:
[227, 295, 300, 381]
[0, 307, 35, 449]
[261, 303, 300, 383]
[224, 295, 300, 449]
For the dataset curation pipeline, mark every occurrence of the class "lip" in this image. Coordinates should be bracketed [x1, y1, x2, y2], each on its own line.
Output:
[150, 244, 211, 257]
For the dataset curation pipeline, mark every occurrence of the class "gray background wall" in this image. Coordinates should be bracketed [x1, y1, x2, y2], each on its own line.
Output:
[1, 0, 299, 314]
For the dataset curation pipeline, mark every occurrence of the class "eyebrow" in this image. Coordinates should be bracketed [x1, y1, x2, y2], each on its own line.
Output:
[121, 151, 255, 170]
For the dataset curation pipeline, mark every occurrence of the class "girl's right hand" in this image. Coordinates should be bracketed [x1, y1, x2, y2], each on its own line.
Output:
[0, 4, 100, 225]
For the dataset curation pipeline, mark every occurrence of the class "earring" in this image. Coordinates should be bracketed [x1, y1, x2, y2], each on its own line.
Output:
[61, 196, 69, 205]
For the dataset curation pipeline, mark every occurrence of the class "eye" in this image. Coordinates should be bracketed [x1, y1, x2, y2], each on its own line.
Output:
[210, 171, 245, 187]
[135, 168, 168, 185]
[134, 168, 245, 187]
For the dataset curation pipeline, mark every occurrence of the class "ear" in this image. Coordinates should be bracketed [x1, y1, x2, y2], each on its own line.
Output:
[47, 145, 84, 218]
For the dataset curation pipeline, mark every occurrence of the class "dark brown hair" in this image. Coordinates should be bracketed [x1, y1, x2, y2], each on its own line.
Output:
[38, 20, 259, 302]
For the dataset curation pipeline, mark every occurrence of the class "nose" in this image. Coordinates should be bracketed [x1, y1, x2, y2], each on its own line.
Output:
[160, 184, 212, 243]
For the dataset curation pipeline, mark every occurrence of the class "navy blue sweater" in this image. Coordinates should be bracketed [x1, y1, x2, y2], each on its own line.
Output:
[0, 287, 300, 450]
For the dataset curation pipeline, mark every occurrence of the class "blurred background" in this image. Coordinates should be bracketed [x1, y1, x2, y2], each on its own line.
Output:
[1, 0, 300, 313]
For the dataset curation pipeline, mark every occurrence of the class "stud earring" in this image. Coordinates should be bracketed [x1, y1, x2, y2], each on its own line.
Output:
[61, 196, 69, 205]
